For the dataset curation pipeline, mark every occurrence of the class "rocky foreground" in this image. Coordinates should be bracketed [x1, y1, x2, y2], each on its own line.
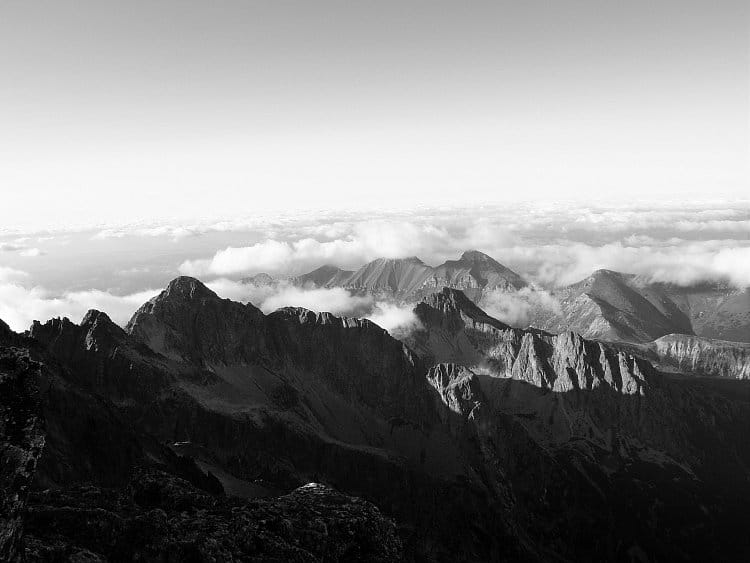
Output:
[2, 278, 750, 561]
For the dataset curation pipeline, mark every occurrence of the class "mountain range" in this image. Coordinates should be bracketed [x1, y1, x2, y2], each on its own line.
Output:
[245, 250, 750, 378]
[2, 277, 750, 561]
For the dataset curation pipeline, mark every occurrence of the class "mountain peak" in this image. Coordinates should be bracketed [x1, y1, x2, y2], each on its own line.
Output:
[417, 287, 511, 332]
[162, 276, 218, 301]
[371, 256, 425, 265]
[459, 250, 496, 263]
[81, 309, 115, 327]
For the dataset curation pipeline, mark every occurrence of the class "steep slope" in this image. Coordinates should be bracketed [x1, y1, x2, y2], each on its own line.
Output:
[289, 250, 529, 303]
[28, 278, 521, 561]
[0, 339, 402, 561]
[419, 250, 528, 301]
[674, 285, 750, 342]
[648, 334, 750, 379]
[406, 288, 750, 561]
[410, 287, 649, 394]
[7, 279, 750, 561]
[532, 269, 694, 342]
[291, 264, 355, 287]
[343, 257, 434, 296]
[530, 270, 750, 344]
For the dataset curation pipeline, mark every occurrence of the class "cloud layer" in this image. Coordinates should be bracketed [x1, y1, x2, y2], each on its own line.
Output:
[0, 270, 157, 332]
[177, 202, 750, 288]
[205, 278, 421, 335]
[2, 201, 749, 334]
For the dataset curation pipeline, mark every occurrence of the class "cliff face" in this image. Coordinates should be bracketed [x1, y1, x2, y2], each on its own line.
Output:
[0, 346, 44, 561]
[411, 287, 649, 395]
[530, 271, 750, 344]
[651, 334, 750, 379]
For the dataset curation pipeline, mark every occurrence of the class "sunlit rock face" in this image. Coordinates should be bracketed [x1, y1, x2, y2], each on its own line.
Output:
[650, 334, 750, 379]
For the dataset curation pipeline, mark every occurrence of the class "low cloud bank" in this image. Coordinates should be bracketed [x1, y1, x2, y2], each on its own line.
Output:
[205, 278, 422, 336]
[531, 242, 750, 287]
[0, 274, 158, 333]
[480, 287, 561, 328]
[179, 219, 516, 278]
[178, 202, 750, 289]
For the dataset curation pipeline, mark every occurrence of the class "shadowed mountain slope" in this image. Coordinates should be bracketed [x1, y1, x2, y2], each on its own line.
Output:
[2, 279, 749, 561]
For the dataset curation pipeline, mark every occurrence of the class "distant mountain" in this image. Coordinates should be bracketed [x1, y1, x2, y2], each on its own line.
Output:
[416, 250, 528, 300]
[530, 269, 750, 344]
[241, 254, 749, 345]
[290, 264, 354, 287]
[633, 334, 750, 379]
[281, 250, 529, 300]
[343, 256, 433, 295]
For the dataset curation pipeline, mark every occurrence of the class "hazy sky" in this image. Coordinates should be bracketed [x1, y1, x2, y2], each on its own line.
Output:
[1, 1, 748, 229]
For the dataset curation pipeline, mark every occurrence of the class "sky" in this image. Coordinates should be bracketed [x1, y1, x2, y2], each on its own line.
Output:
[0, 2, 748, 332]
[1, 1, 748, 229]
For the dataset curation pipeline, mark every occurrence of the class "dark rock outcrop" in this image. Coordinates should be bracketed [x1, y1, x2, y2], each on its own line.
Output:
[0, 347, 44, 561]
[24, 470, 403, 562]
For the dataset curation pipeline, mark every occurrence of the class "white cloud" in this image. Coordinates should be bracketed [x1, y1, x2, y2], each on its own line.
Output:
[261, 286, 374, 316]
[19, 247, 43, 257]
[206, 277, 420, 336]
[480, 287, 561, 328]
[0, 242, 25, 252]
[179, 220, 462, 276]
[0, 279, 158, 332]
[364, 302, 423, 336]
[529, 241, 750, 287]
[0, 242, 44, 256]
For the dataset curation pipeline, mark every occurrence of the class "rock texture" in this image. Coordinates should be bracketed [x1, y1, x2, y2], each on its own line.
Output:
[2, 279, 750, 561]
[649, 334, 750, 379]
[24, 470, 402, 562]
[408, 289, 750, 561]
[411, 288, 650, 394]
[0, 346, 44, 561]
[252, 252, 750, 344]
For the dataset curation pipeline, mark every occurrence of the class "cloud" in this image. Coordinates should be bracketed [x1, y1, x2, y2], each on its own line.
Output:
[19, 247, 43, 257]
[0, 278, 158, 332]
[205, 278, 420, 336]
[0, 242, 25, 252]
[480, 287, 561, 328]
[3, 201, 750, 337]
[364, 302, 423, 337]
[527, 240, 750, 287]
[206, 278, 374, 315]
[261, 286, 375, 316]
[178, 218, 521, 278]
[0, 267, 29, 283]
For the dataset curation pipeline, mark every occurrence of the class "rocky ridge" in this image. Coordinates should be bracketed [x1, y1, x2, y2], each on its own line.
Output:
[1, 278, 749, 561]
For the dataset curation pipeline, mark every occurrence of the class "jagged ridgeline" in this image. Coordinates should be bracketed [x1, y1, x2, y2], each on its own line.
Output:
[255, 250, 750, 376]
[2, 277, 750, 562]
